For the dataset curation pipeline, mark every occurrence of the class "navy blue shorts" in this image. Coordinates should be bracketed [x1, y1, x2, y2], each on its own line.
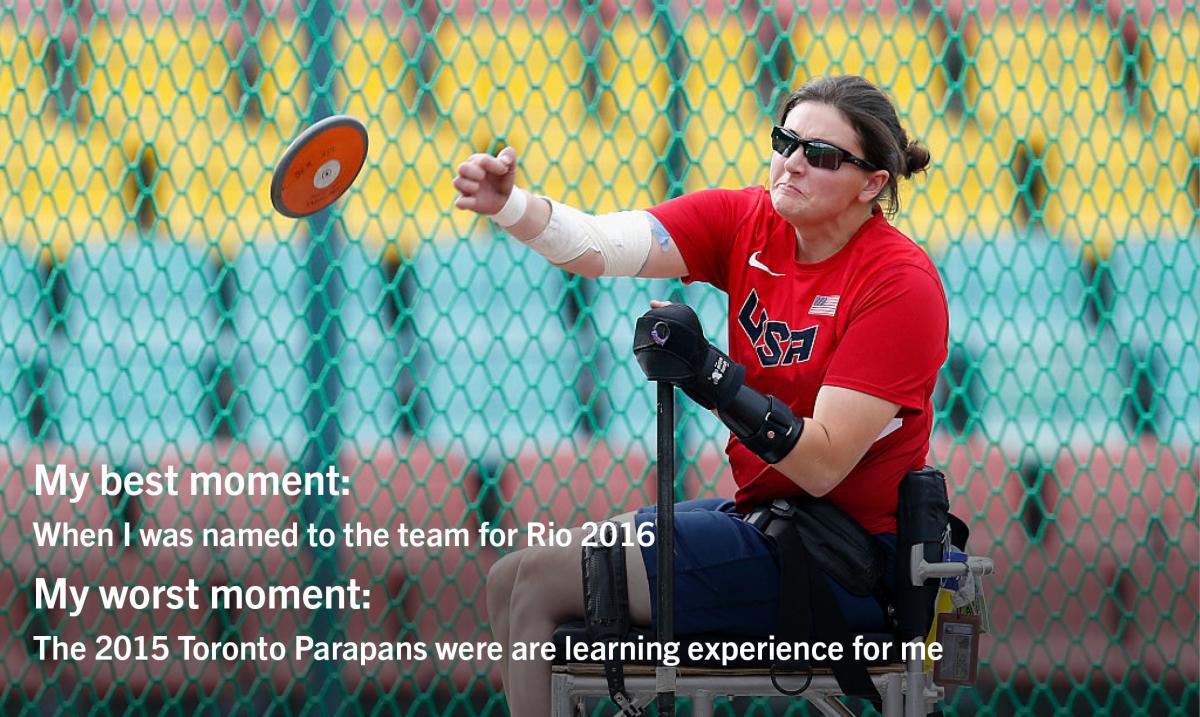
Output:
[634, 498, 896, 637]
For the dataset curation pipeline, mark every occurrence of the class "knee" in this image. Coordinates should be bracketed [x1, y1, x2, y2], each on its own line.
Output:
[487, 550, 526, 608]
[514, 545, 569, 591]
[511, 545, 583, 622]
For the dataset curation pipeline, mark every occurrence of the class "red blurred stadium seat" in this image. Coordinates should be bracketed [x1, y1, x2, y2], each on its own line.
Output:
[1, 446, 113, 577]
[0, 446, 223, 696]
[931, 434, 1198, 687]
[1050, 439, 1198, 686]
[341, 440, 473, 563]
[5, 426, 1195, 699]
[338, 440, 474, 691]
[50, 549, 224, 697]
[174, 442, 311, 694]
[337, 557, 414, 692]
[0, 565, 45, 696]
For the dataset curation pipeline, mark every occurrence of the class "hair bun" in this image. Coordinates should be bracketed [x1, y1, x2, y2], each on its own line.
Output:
[904, 141, 931, 177]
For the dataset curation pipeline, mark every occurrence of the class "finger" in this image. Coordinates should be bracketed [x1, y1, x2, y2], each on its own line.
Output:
[649, 300, 672, 308]
[452, 176, 480, 194]
[477, 153, 512, 175]
[457, 161, 486, 181]
[461, 153, 500, 176]
[454, 195, 478, 211]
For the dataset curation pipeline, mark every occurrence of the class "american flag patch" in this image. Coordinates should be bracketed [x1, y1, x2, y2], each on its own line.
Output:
[809, 295, 840, 316]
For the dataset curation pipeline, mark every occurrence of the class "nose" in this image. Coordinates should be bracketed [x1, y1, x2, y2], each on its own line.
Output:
[782, 146, 808, 175]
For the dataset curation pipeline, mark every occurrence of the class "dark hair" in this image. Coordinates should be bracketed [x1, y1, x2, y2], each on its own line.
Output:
[778, 75, 930, 217]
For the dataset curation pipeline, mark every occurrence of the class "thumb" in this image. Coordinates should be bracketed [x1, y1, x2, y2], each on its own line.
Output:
[497, 146, 517, 170]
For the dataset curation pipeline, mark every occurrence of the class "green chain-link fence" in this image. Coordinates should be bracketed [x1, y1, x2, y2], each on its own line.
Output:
[1, 1, 1196, 714]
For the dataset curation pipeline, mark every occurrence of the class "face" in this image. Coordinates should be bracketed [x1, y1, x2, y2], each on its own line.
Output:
[769, 101, 888, 228]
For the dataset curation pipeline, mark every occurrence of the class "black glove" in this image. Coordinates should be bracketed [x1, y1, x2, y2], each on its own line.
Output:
[633, 303, 804, 464]
[632, 303, 744, 411]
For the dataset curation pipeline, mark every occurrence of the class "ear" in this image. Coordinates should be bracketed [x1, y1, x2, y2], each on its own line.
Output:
[859, 170, 890, 203]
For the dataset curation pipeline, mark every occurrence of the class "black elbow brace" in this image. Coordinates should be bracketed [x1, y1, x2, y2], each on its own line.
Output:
[720, 383, 804, 464]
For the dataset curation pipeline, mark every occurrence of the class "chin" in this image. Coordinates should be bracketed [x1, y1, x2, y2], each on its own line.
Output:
[771, 189, 800, 212]
[771, 193, 808, 221]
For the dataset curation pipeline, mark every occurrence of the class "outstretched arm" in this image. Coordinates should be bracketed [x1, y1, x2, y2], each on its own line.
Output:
[453, 146, 688, 279]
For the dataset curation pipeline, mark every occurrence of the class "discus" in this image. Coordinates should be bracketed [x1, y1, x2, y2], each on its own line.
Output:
[270, 115, 369, 218]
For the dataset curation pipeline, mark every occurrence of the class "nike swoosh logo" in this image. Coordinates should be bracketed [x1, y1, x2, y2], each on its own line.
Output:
[748, 251, 784, 277]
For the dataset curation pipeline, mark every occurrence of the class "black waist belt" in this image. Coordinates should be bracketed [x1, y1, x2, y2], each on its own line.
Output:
[744, 498, 787, 533]
[745, 497, 888, 599]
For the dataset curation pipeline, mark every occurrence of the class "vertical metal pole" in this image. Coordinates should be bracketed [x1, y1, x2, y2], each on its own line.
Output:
[655, 0, 690, 496]
[301, 0, 345, 710]
[564, 275, 604, 435]
[904, 644, 926, 717]
[382, 251, 425, 436]
[204, 255, 239, 439]
[30, 254, 67, 442]
[655, 382, 676, 716]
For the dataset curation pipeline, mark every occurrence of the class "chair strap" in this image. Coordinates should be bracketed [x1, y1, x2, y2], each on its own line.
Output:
[582, 535, 645, 715]
[767, 517, 882, 702]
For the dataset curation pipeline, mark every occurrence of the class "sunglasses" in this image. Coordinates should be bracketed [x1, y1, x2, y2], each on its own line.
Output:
[771, 126, 880, 171]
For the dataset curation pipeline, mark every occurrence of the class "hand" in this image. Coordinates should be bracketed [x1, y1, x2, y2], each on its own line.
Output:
[453, 146, 518, 215]
[632, 301, 744, 410]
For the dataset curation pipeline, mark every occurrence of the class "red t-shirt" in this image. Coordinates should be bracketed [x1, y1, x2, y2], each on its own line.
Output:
[647, 186, 948, 534]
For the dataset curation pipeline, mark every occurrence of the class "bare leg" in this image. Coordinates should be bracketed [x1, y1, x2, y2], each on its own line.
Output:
[623, 521, 651, 626]
[496, 514, 652, 717]
[485, 549, 526, 690]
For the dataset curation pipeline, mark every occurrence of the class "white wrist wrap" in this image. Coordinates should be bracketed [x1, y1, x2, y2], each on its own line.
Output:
[524, 201, 653, 276]
[490, 188, 529, 228]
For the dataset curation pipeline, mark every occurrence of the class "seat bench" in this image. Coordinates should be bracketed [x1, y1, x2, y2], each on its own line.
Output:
[550, 622, 935, 716]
